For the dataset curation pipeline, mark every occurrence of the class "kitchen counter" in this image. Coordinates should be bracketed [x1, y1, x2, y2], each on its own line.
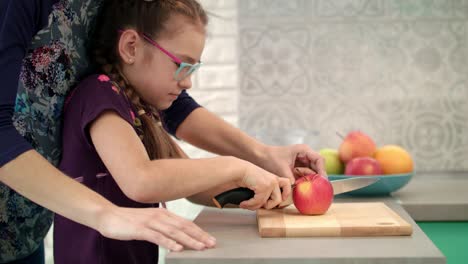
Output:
[390, 172, 468, 263]
[165, 200, 445, 264]
[392, 172, 468, 221]
[166, 172, 468, 263]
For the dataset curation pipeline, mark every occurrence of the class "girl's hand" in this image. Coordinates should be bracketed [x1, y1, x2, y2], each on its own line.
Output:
[97, 206, 216, 252]
[256, 144, 326, 183]
[237, 161, 292, 210]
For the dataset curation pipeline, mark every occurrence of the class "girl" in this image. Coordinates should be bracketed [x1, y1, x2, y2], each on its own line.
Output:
[54, 0, 296, 263]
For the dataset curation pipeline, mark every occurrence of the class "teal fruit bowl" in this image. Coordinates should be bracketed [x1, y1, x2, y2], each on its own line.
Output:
[328, 173, 413, 196]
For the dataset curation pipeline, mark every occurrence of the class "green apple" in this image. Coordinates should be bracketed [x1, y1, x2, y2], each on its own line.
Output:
[319, 148, 344, 175]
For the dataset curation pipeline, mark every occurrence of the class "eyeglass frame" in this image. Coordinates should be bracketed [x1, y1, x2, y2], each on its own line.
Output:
[117, 29, 202, 81]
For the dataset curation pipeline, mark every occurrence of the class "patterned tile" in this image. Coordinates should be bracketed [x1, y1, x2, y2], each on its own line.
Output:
[239, 0, 308, 17]
[387, 0, 454, 19]
[239, 0, 468, 171]
[316, 0, 386, 18]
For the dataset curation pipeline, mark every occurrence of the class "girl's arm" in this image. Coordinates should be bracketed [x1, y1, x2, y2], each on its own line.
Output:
[0, 150, 215, 251]
[175, 107, 327, 181]
[172, 137, 237, 207]
[90, 111, 291, 210]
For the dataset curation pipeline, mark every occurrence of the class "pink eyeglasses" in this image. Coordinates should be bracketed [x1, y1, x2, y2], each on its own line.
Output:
[118, 30, 202, 81]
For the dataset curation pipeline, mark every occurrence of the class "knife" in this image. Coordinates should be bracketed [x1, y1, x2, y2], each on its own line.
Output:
[212, 177, 379, 209]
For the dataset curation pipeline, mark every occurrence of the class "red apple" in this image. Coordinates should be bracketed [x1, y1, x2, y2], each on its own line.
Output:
[292, 174, 333, 215]
[339, 131, 377, 163]
[345, 157, 383, 175]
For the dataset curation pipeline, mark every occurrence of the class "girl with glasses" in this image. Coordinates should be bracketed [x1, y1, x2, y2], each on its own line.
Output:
[53, 0, 296, 263]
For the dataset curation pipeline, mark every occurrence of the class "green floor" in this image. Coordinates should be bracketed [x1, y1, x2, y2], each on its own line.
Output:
[417, 222, 468, 264]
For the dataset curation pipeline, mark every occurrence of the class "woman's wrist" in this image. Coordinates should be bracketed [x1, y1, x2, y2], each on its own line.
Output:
[93, 199, 118, 235]
[91, 202, 122, 237]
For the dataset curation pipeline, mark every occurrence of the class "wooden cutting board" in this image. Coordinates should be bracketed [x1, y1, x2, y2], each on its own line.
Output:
[257, 202, 413, 237]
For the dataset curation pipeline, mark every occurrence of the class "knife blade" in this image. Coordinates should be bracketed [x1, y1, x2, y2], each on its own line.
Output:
[212, 177, 379, 209]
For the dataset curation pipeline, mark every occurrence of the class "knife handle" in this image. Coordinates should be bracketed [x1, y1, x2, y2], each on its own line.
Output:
[212, 187, 254, 208]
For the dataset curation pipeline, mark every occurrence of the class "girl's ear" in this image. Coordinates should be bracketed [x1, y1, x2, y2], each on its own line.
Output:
[118, 29, 140, 65]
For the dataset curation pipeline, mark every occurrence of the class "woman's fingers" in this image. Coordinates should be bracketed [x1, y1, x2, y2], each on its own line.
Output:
[165, 211, 216, 249]
[104, 207, 216, 252]
[139, 227, 184, 252]
[150, 220, 207, 251]
[154, 209, 216, 250]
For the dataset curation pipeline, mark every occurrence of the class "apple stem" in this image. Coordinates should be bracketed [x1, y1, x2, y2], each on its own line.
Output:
[336, 131, 345, 140]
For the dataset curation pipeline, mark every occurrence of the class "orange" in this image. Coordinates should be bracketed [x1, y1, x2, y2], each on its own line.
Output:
[373, 145, 413, 174]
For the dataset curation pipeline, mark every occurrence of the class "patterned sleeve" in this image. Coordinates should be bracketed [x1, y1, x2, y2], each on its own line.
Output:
[67, 74, 136, 149]
[0, 0, 56, 166]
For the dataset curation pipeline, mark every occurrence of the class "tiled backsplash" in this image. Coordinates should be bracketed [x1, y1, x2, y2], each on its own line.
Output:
[238, 0, 468, 172]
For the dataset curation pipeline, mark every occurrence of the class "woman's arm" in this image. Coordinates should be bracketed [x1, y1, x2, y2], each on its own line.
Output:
[0, 150, 215, 251]
[0, 0, 50, 166]
[90, 111, 291, 210]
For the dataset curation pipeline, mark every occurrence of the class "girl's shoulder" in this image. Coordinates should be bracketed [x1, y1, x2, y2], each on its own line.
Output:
[63, 73, 138, 128]
[65, 74, 126, 108]
[76, 73, 122, 95]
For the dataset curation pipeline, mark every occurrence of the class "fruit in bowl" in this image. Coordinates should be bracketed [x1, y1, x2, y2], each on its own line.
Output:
[374, 145, 413, 174]
[345, 157, 383, 175]
[293, 174, 333, 215]
[328, 133, 414, 195]
[339, 131, 376, 163]
[319, 148, 344, 174]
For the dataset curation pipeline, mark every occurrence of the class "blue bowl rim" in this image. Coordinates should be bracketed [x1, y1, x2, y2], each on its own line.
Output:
[328, 173, 413, 195]
[328, 172, 413, 178]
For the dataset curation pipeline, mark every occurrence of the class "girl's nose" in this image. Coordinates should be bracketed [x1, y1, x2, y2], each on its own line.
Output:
[177, 76, 193, 90]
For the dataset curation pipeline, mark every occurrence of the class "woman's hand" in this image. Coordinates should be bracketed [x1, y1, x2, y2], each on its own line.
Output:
[97, 205, 216, 252]
[254, 144, 326, 183]
[237, 161, 292, 210]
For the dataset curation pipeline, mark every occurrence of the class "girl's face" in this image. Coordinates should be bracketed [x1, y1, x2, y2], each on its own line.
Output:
[119, 15, 206, 110]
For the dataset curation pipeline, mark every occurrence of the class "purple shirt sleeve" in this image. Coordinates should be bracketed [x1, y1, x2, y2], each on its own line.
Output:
[63, 75, 135, 151]
[0, 0, 57, 166]
[162, 90, 201, 136]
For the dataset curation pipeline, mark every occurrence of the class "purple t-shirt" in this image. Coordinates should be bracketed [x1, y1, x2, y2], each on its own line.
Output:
[54, 74, 159, 264]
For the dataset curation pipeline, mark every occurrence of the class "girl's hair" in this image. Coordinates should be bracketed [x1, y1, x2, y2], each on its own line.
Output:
[92, 0, 208, 160]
